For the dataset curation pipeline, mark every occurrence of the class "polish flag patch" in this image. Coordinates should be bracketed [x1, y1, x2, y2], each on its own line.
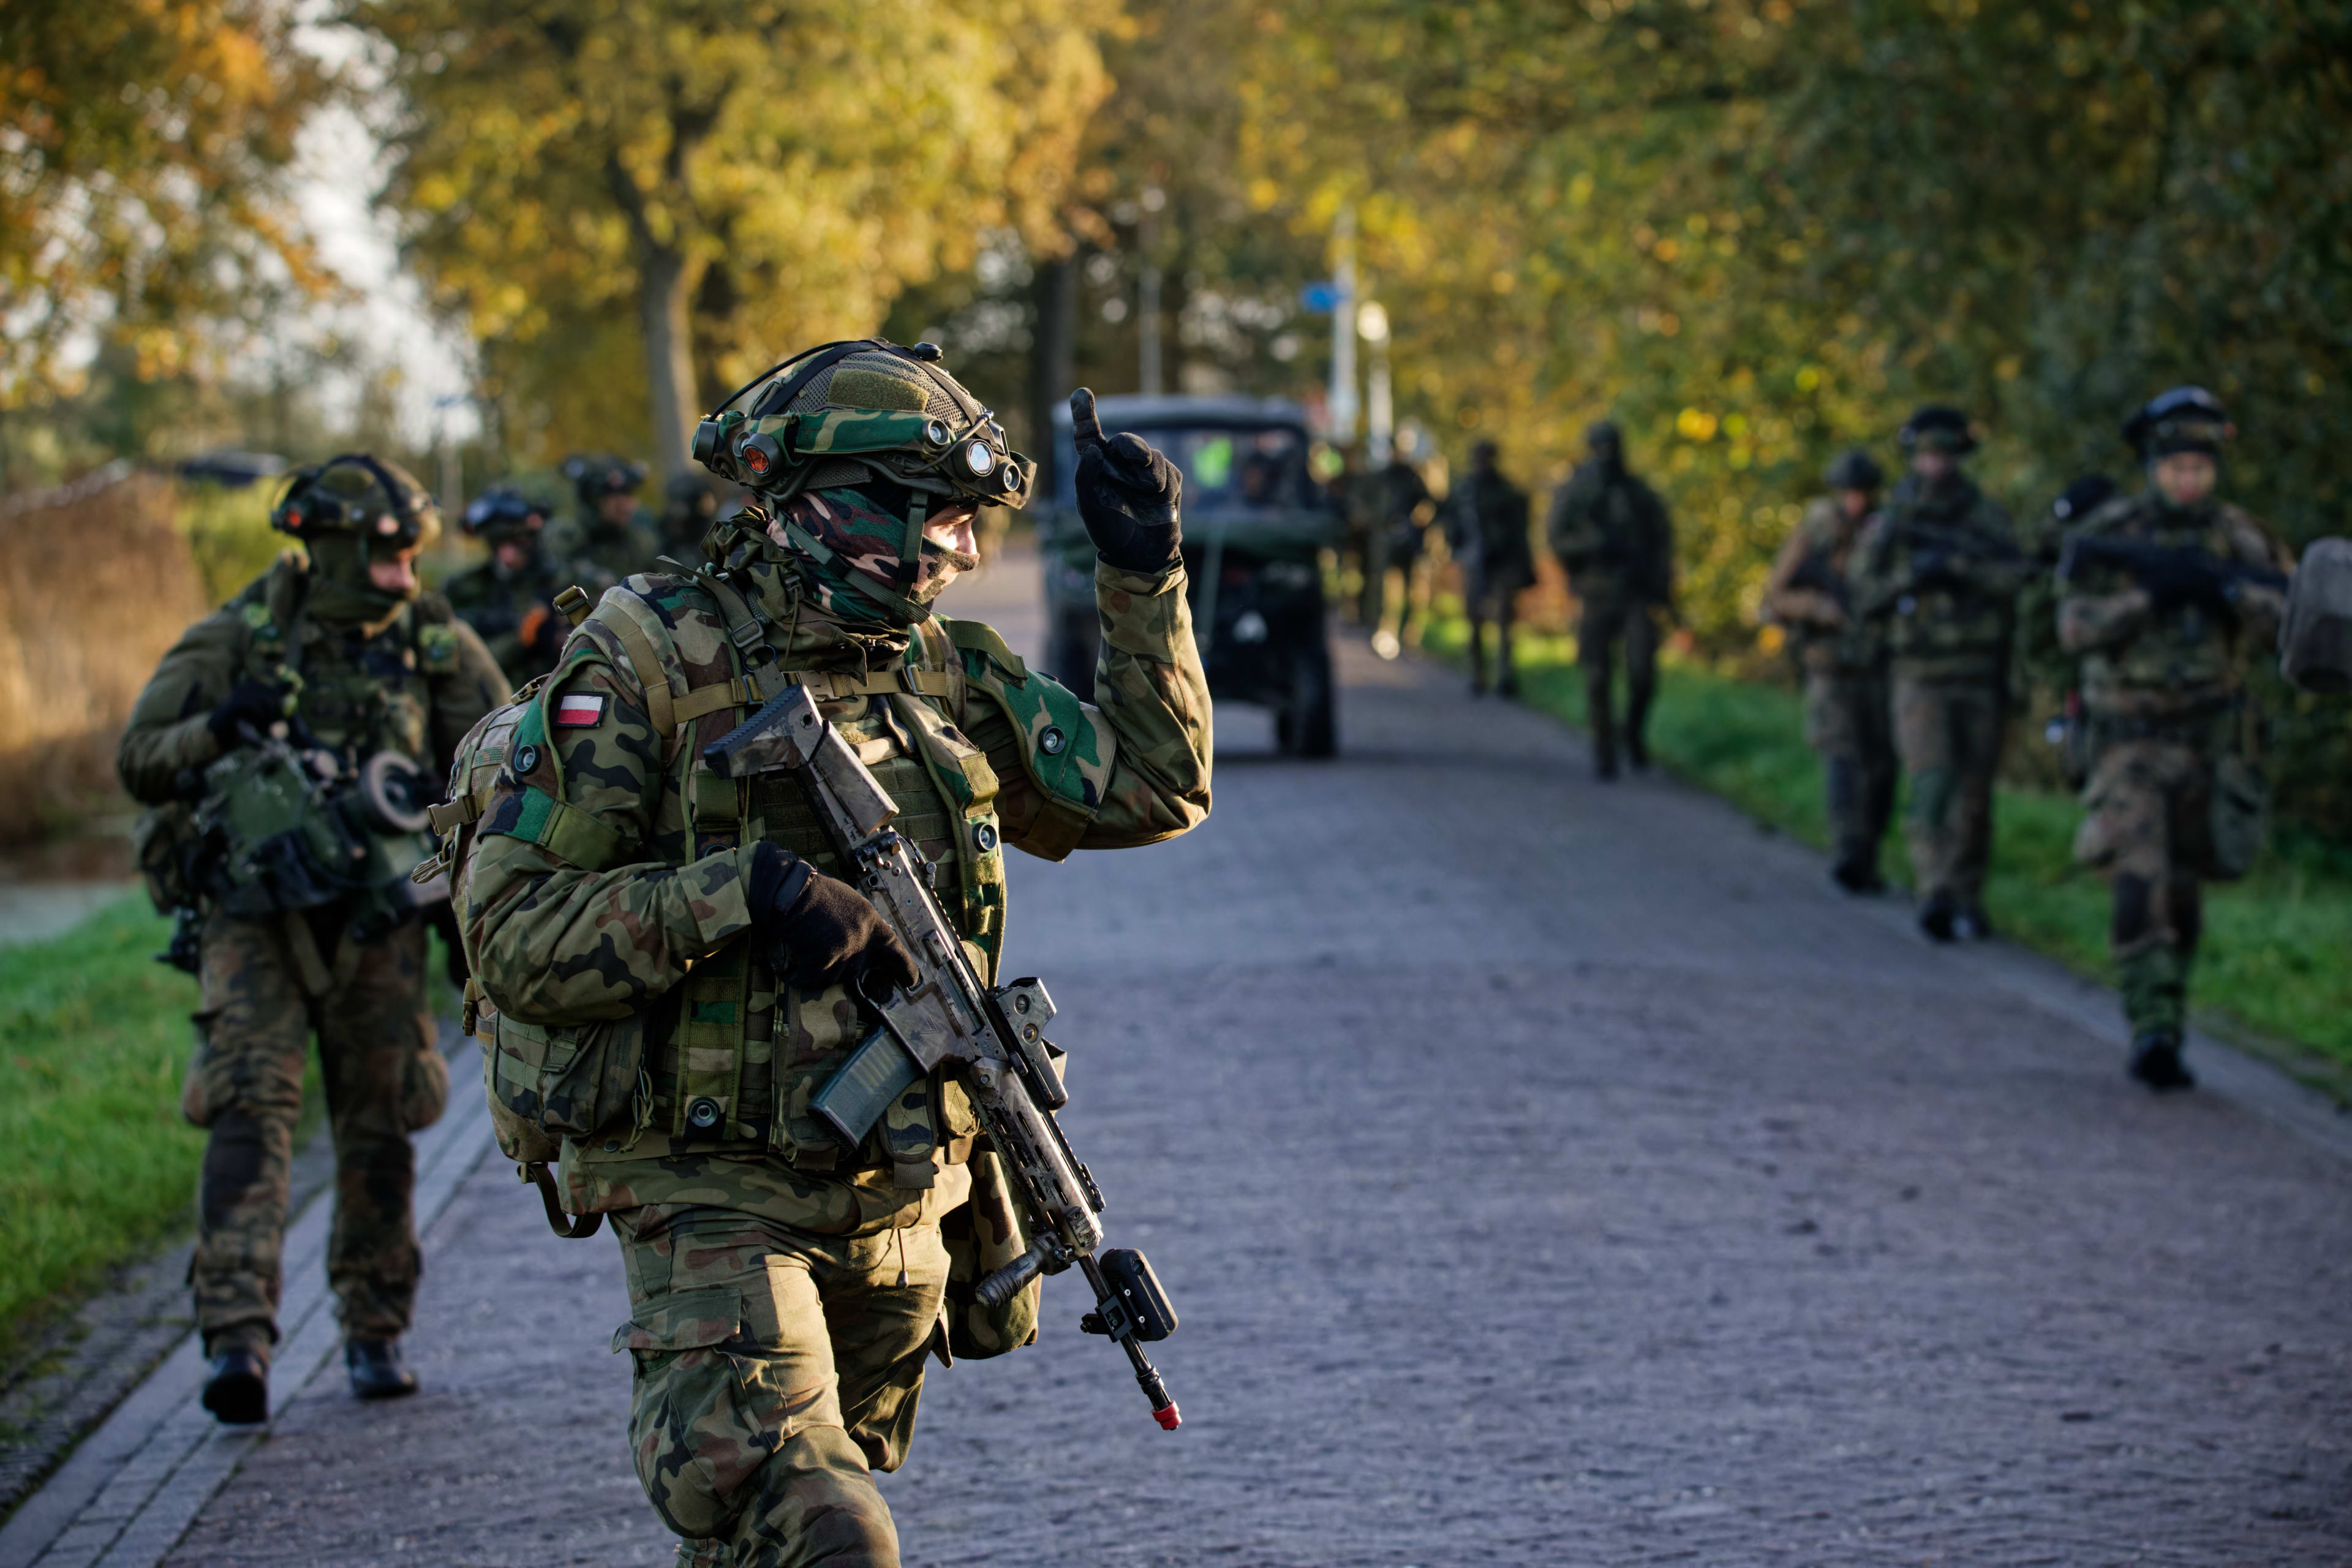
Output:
[554, 693, 608, 728]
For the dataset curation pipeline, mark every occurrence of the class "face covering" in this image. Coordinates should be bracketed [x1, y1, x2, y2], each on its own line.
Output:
[774, 481, 978, 625]
[304, 534, 416, 625]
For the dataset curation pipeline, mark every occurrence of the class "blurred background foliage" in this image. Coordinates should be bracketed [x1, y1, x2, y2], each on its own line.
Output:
[1, 0, 2346, 828]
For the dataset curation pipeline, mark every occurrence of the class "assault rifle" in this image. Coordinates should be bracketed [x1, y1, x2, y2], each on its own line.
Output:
[703, 686, 1183, 1431]
[2057, 533, 2288, 614]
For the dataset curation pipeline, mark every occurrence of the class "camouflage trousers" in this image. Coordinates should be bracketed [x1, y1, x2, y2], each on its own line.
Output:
[613, 1206, 948, 1568]
[2073, 736, 2218, 1038]
[1803, 664, 1896, 873]
[184, 910, 447, 1356]
[1890, 673, 2006, 909]
[1578, 597, 1660, 769]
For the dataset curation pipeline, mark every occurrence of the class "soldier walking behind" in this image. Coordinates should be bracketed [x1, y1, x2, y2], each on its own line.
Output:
[1547, 421, 1675, 778]
[446, 485, 568, 685]
[118, 456, 506, 1423]
[1852, 406, 2030, 941]
[1442, 439, 1534, 698]
[1762, 449, 1896, 891]
[2055, 387, 2290, 1090]
[463, 344, 1213, 1567]
[1364, 434, 1435, 658]
[554, 452, 662, 589]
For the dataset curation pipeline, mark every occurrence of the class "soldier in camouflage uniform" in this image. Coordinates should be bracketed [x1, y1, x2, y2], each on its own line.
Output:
[1441, 440, 1534, 698]
[2056, 387, 2290, 1090]
[1761, 449, 1894, 891]
[1362, 436, 1435, 658]
[464, 342, 1212, 1568]
[1851, 406, 2029, 941]
[117, 456, 505, 1424]
[1546, 421, 1675, 778]
[445, 486, 568, 685]
[553, 453, 662, 590]
[662, 472, 726, 567]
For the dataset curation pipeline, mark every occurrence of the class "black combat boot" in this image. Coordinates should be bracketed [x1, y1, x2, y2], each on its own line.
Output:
[1951, 903, 1994, 941]
[2127, 1031, 2196, 1093]
[1830, 852, 1885, 895]
[202, 1346, 270, 1425]
[346, 1338, 420, 1400]
[1593, 740, 1619, 782]
[1917, 889, 1959, 942]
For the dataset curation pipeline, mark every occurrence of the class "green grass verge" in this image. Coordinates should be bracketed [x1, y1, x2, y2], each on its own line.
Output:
[1, 896, 462, 1362]
[0, 899, 205, 1361]
[1415, 617, 2352, 1093]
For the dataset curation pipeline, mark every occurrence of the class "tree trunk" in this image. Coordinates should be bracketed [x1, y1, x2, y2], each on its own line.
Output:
[1028, 249, 1075, 489]
[638, 244, 697, 481]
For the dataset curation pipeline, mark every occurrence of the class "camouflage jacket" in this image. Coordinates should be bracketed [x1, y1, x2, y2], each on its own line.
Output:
[1442, 471, 1534, 593]
[2056, 491, 2290, 721]
[1545, 463, 1674, 609]
[1760, 496, 1881, 676]
[465, 531, 1213, 1236]
[119, 556, 507, 807]
[550, 507, 663, 594]
[444, 551, 571, 685]
[1850, 475, 2025, 683]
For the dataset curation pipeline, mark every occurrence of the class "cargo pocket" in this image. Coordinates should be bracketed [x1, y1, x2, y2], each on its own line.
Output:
[615, 1287, 756, 1540]
[396, 1032, 450, 1133]
[491, 1008, 647, 1140]
[2205, 754, 2268, 882]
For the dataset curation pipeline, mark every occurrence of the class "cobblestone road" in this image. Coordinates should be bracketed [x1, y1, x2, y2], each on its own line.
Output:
[159, 553, 2352, 1567]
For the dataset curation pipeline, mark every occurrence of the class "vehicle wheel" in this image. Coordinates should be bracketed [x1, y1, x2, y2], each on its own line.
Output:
[1288, 646, 1337, 759]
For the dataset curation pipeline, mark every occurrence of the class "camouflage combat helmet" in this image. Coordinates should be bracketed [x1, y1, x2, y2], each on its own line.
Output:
[2123, 386, 2232, 460]
[562, 453, 647, 507]
[694, 339, 1035, 512]
[1823, 448, 1884, 492]
[1898, 405, 1977, 455]
[270, 453, 439, 549]
[460, 486, 550, 543]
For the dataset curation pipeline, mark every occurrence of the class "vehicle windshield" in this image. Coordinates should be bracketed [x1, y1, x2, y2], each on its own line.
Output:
[1123, 425, 1316, 514]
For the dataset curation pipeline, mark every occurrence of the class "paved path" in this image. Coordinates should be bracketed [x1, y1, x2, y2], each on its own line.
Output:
[27, 548, 2352, 1566]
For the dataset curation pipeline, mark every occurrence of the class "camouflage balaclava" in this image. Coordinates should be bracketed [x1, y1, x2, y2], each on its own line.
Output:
[773, 477, 980, 625]
[273, 455, 439, 625]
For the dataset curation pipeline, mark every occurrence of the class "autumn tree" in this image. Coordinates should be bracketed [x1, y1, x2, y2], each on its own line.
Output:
[358, 0, 1109, 476]
[0, 0, 327, 482]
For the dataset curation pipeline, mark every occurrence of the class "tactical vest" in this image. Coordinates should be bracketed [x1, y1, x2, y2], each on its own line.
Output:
[1875, 491, 2013, 669]
[2076, 502, 2248, 710]
[230, 563, 465, 763]
[453, 565, 1100, 1190]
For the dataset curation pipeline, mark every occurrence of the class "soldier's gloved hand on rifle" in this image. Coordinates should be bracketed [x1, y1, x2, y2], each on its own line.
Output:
[2135, 551, 2224, 612]
[1070, 387, 1182, 571]
[206, 678, 290, 748]
[747, 842, 919, 994]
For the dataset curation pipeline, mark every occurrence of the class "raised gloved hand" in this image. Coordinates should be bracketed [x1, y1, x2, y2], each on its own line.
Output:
[207, 677, 291, 747]
[748, 843, 919, 995]
[1071, 387, 1182, 572]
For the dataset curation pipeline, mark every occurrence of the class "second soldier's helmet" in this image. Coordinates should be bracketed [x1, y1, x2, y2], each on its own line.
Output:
[461, 486, 549, 541]
[270, 453, 439, 549]
[2123, 386, 2232, 459]
[563, 453, 648, 507]
[692, 339, 1034, 511]
[1824, 448, 1884, 492]
[1898, 405, 1977, 454]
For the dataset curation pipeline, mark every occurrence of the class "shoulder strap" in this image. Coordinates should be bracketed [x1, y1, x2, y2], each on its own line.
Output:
[601, 606, 677, 739]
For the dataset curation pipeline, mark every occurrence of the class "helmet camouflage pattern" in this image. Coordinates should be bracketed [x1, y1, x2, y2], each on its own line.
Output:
[693, 339, 1034, 511]
[270, 453, 440, 551]
[2123, 385, 2232, 460]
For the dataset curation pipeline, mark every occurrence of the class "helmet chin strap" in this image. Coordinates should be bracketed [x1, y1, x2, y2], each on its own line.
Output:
[896, 489, 929, 587]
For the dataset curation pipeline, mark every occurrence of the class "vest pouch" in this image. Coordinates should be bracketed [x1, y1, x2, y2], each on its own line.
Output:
[939, 1150, 1041, 1360]
[490, 1006, 649, 1140]
[2206, 753, 2267, 882]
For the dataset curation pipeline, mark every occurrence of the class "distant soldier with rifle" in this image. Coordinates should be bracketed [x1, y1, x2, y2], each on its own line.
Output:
[1548, 420, 1675, 778]
[1762, 448, 1895, 892]
[445, 485, 567, 684]
[118, 456, 505, 1425]
[2055, 386, 2291, 1090]
[1442, 438, 1534, 698]
[458, 342, 1212, 1567]
[1852, 405, 2029, 940]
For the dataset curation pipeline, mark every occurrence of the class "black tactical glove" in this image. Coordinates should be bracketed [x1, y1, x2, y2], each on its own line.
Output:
[207, 678, 290, 748]
[1070, 387, 1182, 572]
[748, 843, 919, 995]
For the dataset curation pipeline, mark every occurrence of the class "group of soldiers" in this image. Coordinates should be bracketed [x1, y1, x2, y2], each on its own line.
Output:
[1341, 387, 2297, 1096]
[1342, 421, 1676, 779]
[117, 343, 1212, 1568]
[1766, 388, 2293, 1094]
[442, 455, 725, 685]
